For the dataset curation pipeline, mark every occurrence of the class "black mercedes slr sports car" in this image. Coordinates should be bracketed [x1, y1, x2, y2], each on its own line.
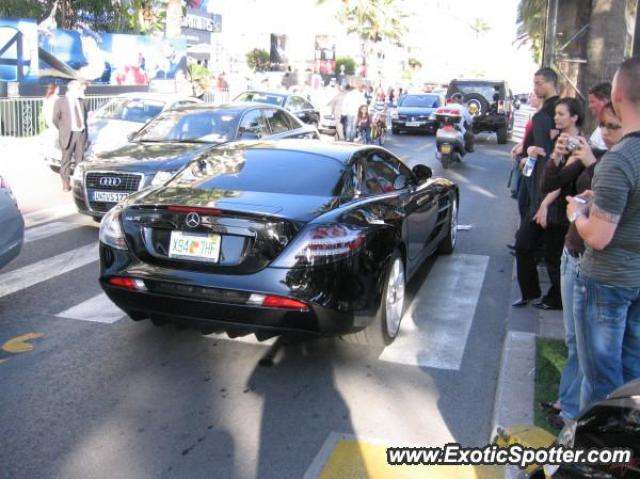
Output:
[98, 140, 458, 346]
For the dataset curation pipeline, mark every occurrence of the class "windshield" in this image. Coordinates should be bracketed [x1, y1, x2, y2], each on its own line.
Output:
[168, 149, 344, 196]
[93, 98, 165, 123]
[234, 92, 286, 107]
[399, 95, 440, 108]
[134, 109, 240, 143]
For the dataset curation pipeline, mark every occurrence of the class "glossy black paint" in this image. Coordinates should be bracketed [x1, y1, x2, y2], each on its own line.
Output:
[100, 140, 458, 337]
[74, 104, 318, 219]
[532, 379, 640, 479]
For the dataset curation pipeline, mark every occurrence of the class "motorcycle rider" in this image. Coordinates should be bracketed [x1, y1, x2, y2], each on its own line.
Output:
[447, 92, 475, 152]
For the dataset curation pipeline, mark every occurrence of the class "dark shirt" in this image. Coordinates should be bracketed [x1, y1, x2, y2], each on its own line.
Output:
[541, 154, 600, 254]
[523, 96, 559, 219]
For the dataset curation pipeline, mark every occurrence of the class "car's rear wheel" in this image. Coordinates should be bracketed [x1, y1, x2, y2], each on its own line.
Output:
[343, 250, 405, 347]
[438, 197, 458, 254]
[497, 125, 509, 144]
[440, 154, 451, 169]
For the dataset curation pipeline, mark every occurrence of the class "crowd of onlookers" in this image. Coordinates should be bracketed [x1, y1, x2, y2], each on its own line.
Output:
[509, 60, 640, 429]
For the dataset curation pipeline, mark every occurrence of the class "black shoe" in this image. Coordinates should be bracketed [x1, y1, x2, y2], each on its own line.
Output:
[539, 401, 561, 414]
[546, 412, 565, 431]
[533, 301, 562, 311]
[512, 298, 530, 307]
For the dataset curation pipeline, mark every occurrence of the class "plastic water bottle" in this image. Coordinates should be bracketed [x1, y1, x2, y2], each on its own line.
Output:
[523, 156, 537, 177]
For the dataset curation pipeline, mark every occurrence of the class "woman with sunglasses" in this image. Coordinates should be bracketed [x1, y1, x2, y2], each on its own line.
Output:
[538, 102, 622, 429]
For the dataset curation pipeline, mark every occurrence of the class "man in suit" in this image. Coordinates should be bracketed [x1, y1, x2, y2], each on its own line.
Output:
[53, 80, 88, 191]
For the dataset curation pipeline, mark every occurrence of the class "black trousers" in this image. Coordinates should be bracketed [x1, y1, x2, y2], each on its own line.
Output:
[515, 219, 568, 306]
[60, 131, 86, 186]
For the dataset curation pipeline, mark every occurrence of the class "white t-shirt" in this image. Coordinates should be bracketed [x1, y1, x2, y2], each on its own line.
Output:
[590, 126, 607, 151]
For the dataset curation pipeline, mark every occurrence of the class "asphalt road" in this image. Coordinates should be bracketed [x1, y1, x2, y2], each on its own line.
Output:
[0, 131, 518, 479]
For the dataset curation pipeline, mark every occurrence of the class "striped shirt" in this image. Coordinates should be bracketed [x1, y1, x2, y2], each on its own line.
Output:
[580, 133, 640, 287]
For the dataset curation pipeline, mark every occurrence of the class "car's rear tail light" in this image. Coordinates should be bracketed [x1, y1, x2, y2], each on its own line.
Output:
[272, 224, 366, 268]
[247, 294, 309, 312]
[497, 100, 505, 113]
[0, 175, 10, 190]
[99, 206, 128, 250]
[108, 277, 147, 291]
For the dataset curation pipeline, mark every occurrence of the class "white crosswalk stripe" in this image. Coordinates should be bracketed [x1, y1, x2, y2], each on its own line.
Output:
[23, 204, 78, 228]
[55, 293, 125, 324]
[0, 243, 98, 299]
[378, 254, 489, 370]
[24, 221, 85, 243]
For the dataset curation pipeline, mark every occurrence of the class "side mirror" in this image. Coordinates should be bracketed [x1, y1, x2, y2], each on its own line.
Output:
[393, 175, 408, 190]
[239, 130, 260, 140]
[412, 164, 432, 183]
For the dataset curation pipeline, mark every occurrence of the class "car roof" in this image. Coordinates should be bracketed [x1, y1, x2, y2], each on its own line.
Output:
[165, 102, 288, 113]
[210, 139, 377, 163]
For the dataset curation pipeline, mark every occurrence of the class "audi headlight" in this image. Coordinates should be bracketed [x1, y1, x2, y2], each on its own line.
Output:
[151, 170, 175, 187]
[72, 163, 84, 182]
[99, 205, 127, 250]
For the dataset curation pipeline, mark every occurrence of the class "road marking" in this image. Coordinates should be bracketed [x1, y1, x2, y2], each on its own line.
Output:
[203, 332, 277, 346]
[56, 293, 125, 324]
[304, 432, 502, 479]
[23, 204, 77, 228]
[2, 332, 45, 353]
[24, 221, 84, 243]
[378, 254, 489, 370]
[0, 243, 98, 299]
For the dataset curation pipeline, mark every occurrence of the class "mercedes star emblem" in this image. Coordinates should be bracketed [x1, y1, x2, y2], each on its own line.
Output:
[185, 212, 201, 228]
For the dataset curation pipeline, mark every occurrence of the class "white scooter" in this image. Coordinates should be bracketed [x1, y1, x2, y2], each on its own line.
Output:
[434, 106, 470, 169]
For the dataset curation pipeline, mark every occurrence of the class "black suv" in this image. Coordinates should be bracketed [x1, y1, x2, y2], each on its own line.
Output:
[446, 80, 515, 144]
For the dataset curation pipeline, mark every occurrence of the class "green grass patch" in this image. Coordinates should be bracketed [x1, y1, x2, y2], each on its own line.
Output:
[535, 337, 568, 433]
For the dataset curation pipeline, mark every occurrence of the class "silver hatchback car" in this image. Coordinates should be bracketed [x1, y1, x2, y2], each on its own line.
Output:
[0, 175, 24, 270]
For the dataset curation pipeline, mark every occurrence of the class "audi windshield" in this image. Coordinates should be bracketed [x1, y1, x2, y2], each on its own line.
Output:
[399, 95, 440, 108]
[94, 98, 165, 123]
[133, 110, 240, 143]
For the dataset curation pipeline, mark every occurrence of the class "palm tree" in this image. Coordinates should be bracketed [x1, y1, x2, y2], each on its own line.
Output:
[514, 0, 546, 63]
[317, 0, 409, 72]
[469, 17, 491, 39]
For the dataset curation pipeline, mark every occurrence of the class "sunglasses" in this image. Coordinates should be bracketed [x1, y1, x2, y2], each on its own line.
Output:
[599, 122, 622, 130]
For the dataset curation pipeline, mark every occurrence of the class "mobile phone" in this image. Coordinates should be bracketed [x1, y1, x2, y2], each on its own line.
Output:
[574, 196, 588, 204]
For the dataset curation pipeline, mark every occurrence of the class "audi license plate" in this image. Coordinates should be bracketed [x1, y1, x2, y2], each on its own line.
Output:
[92, 191, 130, 203]
[440, 144, 452, 154]
[169, 231, 221, 262]
[406, 121, 422, 127]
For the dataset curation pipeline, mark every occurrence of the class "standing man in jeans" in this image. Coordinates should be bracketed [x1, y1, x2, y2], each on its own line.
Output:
[513, 68, 561, 309]
[567, 57, 640, 409]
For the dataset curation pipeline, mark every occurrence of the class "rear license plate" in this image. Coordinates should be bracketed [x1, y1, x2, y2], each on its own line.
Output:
[406, 121, 423, 127]
[440, 144, 452, 154]
[169, 231, 221, 262]
[92, 191, 130, 203]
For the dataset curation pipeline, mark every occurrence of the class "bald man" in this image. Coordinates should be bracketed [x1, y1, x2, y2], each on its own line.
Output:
[567, 56, 640, 410]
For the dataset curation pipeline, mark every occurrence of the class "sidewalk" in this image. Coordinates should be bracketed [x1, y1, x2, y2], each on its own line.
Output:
[491, 260, 564, 478]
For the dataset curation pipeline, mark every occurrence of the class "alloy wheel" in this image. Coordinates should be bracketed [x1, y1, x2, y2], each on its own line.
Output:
[385, 257, 405, 338]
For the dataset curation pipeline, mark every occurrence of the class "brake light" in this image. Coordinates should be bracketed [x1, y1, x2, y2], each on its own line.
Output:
[108, 277, 147, 291]
[272, 224, 366, 267]
[247, 294, 309, 311]
[443, 125, 455, 131]
[167, 205, 223, 215]
[497, 100, 505, 113]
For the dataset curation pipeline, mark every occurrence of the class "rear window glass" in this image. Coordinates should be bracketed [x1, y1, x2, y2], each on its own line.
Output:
[168, 149, 344, 196]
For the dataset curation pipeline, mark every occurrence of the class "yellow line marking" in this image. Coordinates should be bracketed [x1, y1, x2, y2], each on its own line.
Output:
[318, 439, 503, 479]
[2, 333, 45, 353]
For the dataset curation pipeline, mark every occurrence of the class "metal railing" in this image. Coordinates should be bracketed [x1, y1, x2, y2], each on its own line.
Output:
[0, 90, 232, 138]
[0, 95, 113, 138]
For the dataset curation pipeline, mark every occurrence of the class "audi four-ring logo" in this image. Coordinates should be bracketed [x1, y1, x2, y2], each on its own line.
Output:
[99, 176, 122, 187]
[185, 212, 201, 228]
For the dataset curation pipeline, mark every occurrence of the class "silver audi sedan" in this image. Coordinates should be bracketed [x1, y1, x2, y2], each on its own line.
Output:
[0, 174, 24, 270]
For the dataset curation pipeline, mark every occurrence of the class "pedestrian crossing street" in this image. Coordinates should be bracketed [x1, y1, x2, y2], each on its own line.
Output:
[3, 204, 490, 371]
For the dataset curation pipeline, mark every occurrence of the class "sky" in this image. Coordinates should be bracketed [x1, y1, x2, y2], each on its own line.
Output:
[212, 0, 538, 93]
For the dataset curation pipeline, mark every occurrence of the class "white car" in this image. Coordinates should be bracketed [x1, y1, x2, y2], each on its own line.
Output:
[43, 92, 201, 172]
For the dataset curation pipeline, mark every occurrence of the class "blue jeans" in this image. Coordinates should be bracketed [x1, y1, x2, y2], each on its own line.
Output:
[345, 115, 356, 142]
[558, 249, 582, 420]
[574, 271, 640, 410]
[359, 126, 371, 144]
